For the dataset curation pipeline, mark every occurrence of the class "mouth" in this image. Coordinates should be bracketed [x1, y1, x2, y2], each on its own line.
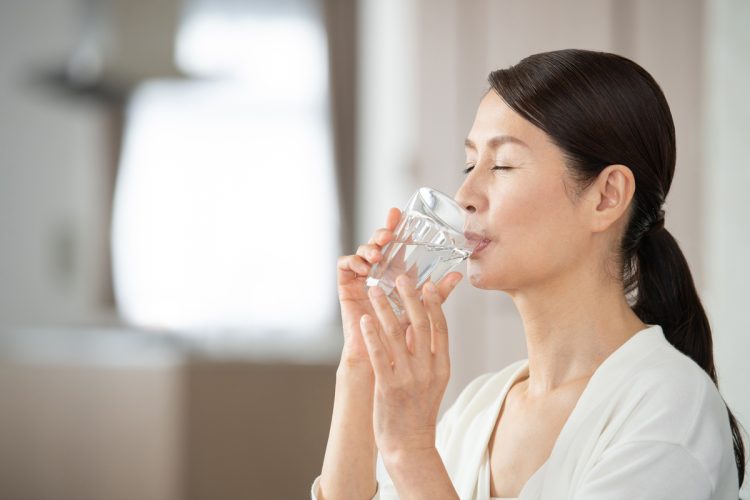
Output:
[464, 231, 492, 257]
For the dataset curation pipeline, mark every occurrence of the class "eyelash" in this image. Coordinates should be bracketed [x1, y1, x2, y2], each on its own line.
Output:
[462, 165, 511, 175]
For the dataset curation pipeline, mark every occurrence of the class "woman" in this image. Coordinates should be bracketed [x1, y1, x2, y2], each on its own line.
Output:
[311, 49, 746, 499]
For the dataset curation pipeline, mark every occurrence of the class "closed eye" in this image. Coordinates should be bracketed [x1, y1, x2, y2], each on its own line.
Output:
[462, 165, 512, 175]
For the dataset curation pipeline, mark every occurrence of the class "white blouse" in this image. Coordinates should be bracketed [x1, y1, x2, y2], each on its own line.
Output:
[311, 324, 739, 499]
[482, 448, 543, 500]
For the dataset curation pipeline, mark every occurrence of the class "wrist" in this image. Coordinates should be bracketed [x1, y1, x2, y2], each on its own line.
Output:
[383, 446, 457, 499]
[382, 446, 438, 470]
[336, 358, 374, 380]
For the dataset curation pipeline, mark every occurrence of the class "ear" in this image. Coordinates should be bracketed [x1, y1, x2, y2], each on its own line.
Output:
[590, 164, 636, 233]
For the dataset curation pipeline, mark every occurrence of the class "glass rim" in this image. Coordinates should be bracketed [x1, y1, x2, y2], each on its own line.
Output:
[414, 186, 466, 233]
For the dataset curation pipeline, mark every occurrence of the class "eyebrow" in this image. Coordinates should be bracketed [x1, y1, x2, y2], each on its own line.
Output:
[464, 135, 529, 150]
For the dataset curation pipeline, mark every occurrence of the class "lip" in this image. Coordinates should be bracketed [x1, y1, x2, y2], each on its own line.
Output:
[464, 231, 492, 257]
[470, 239, 491, 256]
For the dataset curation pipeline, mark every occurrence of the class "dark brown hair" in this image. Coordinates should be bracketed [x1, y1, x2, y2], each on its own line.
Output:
[488, 49, 746, 489]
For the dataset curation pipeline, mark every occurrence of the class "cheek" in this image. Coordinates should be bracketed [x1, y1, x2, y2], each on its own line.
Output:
[490, 181, 563, 235]
[473, 181, 580, 285]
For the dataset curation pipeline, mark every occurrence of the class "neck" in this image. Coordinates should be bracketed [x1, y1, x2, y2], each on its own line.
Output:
[508, 266, 648, 398]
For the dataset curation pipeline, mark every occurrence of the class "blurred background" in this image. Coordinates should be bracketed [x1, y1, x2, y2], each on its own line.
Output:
[0, 0, 748, 498]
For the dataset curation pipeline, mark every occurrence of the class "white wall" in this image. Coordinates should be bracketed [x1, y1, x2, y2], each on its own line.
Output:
[705, 1, 750, 497]
[355, 0, 420, 245]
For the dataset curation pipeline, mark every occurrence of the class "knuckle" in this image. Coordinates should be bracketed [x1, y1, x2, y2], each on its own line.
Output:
[370, 345, 385, 358]
[340, 255, 356, 270]
[385, 325, 402, 338]
[357, 245, 373, 259]
[355, 254, 369, 264]
[437, 364, 450, 383]
[412, 317, 430, 331]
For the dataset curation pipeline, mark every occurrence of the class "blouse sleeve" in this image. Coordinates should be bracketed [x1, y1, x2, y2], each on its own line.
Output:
[574, 440, 714, 500]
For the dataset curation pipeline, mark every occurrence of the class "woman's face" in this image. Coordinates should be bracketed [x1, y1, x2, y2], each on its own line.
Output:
[455, 91, 593, 292]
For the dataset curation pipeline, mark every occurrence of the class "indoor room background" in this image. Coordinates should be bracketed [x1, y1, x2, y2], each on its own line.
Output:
[1, 0, 748, 498]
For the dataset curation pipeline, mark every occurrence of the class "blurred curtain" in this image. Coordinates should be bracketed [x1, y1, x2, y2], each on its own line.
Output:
[323, 0, 358, 255]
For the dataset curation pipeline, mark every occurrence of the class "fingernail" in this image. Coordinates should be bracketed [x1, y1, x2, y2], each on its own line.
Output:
[451, 275, 463, 287]
[370, 286, 384, 297]
[424, 281, 437, 294]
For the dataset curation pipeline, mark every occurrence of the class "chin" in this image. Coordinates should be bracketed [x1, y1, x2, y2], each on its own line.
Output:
[467, 269, 494, 290]
[467, 260, 510, 291]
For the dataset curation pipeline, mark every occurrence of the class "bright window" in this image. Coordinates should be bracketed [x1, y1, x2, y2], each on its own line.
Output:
[111, 3, 340, 339]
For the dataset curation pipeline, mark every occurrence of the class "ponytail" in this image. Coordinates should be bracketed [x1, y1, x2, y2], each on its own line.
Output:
[628, 224, 747, 488]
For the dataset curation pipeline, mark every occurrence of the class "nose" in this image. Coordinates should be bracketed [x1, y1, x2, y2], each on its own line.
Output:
[454, 181, 477, 214]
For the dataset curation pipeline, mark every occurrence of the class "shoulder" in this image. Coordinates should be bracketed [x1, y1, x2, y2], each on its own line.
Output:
[623, 338, 728, 434]
[606, 334, 735, 485]
[596, 325, 725, 427]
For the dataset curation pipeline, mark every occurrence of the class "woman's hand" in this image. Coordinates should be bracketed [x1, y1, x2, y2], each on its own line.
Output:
[336, 208, 461, 370]
[359, 272, 463, 459]
[337, 207, 402, 369]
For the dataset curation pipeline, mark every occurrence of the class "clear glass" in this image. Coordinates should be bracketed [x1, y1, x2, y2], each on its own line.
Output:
[365, 187, 476, 317]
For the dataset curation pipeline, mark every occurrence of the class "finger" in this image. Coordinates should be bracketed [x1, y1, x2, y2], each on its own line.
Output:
[386, 207, 402, 231]
[404, 323, 415, 354]
[360, 314, 393, 381]
[396, 305, 412, 331]
[435, 272, 464, 303]
[406, 266, 419, 285]
[368, 227, 395, 246]
[395, 274, 432, 361]
[356, 243, 384, 264]
[387, 247, 412, 331]
[423, 280, 451, 377]
[337, 255, 372, 280]
[387, 241, 408, 279]
[368, 285, 410, 368]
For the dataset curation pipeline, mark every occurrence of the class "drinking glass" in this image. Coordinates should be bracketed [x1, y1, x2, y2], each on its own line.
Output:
[365, 187, 476, 317]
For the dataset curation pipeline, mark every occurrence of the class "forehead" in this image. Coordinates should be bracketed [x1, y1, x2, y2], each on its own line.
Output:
[465, 91, 548, 152]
